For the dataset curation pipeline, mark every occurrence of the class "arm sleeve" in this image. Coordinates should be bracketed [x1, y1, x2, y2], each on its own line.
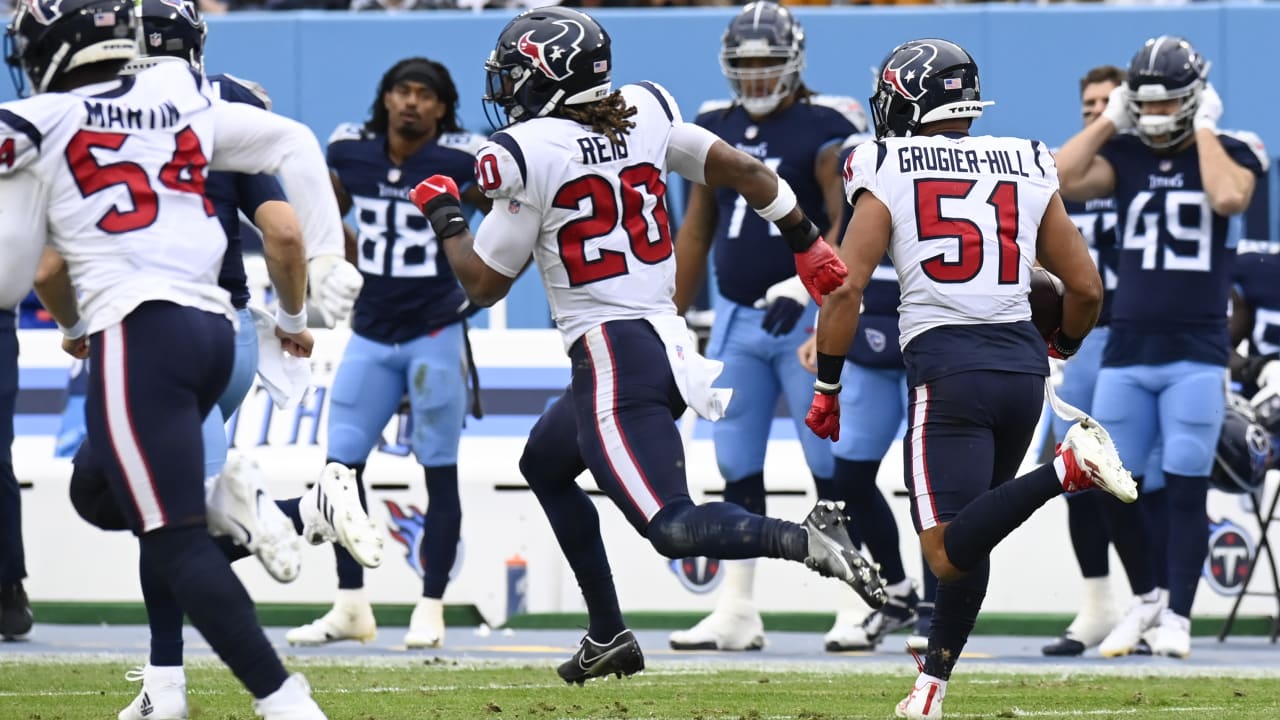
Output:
[0, 174, 48, 309]
[208, 101, 343, 259]
[0, 107, 44, 176]
[666, 121, 720, 186]
[1220, 130, 1270, 176]
[471, 202, 542, 279]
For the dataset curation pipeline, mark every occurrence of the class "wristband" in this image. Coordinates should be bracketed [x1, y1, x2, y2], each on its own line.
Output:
[59, 318, 87, 340]
[425, 203, 467, 240]
[816, 351, 844, 388]
[754, 177, 798, 222]
[781, 216, 821, 253]
[813, 379, 842, 395]
[274, 305, 308, 335]
[1051, 329, 1084, 358]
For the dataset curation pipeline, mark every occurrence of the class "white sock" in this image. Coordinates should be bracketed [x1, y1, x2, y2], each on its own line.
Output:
[145, 664, 185, 686]
[1080, 576, 1113, 615]
[336, 588, 368, 609]
[886, 578, 914, 598]
[1139, 587, 1162, 603]
[718, 559, 757, 605]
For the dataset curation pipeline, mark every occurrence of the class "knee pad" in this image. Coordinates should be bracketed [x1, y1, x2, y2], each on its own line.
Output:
[646, 502, 696, 559]
[68, 455, 129, 531]
[1161, 432, 1216, 477]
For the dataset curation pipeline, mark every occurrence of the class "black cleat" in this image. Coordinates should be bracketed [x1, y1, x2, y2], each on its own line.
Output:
[557, 630, 645, 685]
[802, 500, 888, 608]
[1042, 635, 1087, 657]
[0, 582, 33, 640]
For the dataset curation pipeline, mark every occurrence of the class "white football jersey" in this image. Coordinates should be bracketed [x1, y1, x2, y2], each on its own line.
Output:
[472, 82, 682, 349]
[843, 134, 1059, 350]
[0, 61, 343, 332]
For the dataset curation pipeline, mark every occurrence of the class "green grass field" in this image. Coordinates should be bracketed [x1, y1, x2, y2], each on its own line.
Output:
[2, 660, 1279, 720]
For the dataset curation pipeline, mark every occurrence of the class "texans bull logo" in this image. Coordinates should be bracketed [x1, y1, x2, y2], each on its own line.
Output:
[881, 42, 939, 101]
[157, 0, 201, 26]
[24, 0, 65, 27]
[516, 19, 586, 82]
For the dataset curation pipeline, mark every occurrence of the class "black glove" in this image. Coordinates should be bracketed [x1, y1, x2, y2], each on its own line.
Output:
[761, 296, 805, 336]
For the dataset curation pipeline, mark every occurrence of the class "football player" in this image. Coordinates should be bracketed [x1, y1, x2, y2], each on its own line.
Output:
[0, 0, 353, 714]
[0, 307, 27, 641]
[1230, 249, 1280, 399]
[409, 5, 884, 685]
[1056, 35, 1269, 659]
[805, 39, 1135, 719]
[285, 56, 490, 651]
[668, 1, 869, 653]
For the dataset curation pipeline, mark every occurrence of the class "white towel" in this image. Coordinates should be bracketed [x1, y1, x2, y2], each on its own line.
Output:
[248, 306, 311, 410]
[645, 314, 733, 422]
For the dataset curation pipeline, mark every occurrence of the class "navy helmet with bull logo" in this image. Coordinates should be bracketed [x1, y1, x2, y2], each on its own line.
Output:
[869, 38, 991, 140]
[483, 5, 612, 128]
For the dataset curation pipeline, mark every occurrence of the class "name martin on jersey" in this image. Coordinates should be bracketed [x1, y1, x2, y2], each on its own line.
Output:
[896, 145, 1032, 177]
[82, 98, 181, 131]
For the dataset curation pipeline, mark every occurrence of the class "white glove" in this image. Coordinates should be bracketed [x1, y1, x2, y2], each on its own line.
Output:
[307, 255, 362, 328]
[1101, 84, 1133, 131]
[752, 275, 810, 310]
[1258, 360, 1280, 391]
[1194, 82, 1223, 132]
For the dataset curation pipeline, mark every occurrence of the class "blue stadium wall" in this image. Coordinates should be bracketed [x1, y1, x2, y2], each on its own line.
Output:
[7, 5, 1273, 327]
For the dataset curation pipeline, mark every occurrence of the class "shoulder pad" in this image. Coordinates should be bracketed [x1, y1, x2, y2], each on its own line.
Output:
[842, 139, 883, 205]
[439, 131, 488, 156]
[211, 73, 272, 111]
[624, 81, 682, 124]
[0, 97, 62, 175]
[474, 132, 527, 202]
[840, 132, 874, 152]
[1219, 129, 1270, 173]
[810, 95, 869, 132]
[697, 99, 734, 117]
[327, 122, 369, 147]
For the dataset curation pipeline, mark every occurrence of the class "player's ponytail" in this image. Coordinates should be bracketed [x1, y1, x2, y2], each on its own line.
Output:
[557, 91, 638, 146]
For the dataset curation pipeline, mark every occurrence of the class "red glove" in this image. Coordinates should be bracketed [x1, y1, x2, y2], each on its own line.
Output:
[794, 240, 848, 305]
[409, 175, 467, 239]
[805, 391, 841, 441]
[1046, 328, 1082, 360]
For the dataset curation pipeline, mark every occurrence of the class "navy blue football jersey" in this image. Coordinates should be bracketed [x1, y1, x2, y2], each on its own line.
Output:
[1233, 251, 1280, 356]
[204, 73, 285, 310]
[1100, 130, 1268, 367]
[1063, 196, 1119, 327]
[696, 96, 865, 306]
[327, 125, 484, 343]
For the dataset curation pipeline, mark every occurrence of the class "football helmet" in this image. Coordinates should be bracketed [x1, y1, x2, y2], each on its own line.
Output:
[1211, 393, 1272, 495]
[133, 0, 206, 72]
[720, 1, 805, 117]
[869, 38, 990, 140]
[5, 0, 139, 96]
[483, 6, 612, 128]
[1124, 35, 1209, 150]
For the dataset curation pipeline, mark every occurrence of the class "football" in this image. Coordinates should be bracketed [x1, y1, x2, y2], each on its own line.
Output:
[1030, 267, 1065, 341]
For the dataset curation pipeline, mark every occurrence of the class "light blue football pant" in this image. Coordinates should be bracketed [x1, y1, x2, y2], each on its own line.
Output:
[708, 295, 834, 482]
[834, 361, 907, 462]
[327, 323, 466, 467]
[203, 308, 258, 478]
[1092, 360, 1226, 480]
[1053, 327, 1165, 491]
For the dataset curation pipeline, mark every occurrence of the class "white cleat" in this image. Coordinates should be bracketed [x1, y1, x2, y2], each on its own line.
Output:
[285, 603, 377, 646]
[1150, 609, 1192, 658]
[207, 453, 301, 583]
[300, 463, 383, 569]
[1099, 591, 1167, 658]
[253, 674, 326, 720]
[896, 674, 945, 719]
[1059, 421, 1138, 503]
[404, 597, 446, 649]
[668, 599, 765, 651]
[118, 665, 187, 720]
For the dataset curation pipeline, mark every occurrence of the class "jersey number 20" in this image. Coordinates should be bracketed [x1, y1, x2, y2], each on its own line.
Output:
[553, 163, 672, 286]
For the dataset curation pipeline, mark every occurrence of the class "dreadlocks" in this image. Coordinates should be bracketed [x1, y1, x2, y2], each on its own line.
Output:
[556, 90, 638, 146]
[365, 56, 462, 136]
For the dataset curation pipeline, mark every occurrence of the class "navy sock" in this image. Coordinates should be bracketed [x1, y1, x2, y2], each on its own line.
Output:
[1163, 475, 1207, 617]
[1141, 487, 1170, 590]
[1066, 491, 1110, 578]
[140, 555, 183, 667]
[921, 552, 938, 602]
[834, 458, 904, 584]
[942, 463, 1062, 572]
[332, 461, 367, 589]
[276, 497, 304, 536]
[923, 558, 988, 681]
[421, 465, 462, 599]
[522, 460, 625, 642]
[723, 471, 765, 515]
[140, 526, 286, 699]
[1100, 477, 1156, 595]
[647, 500, 807, 562]
[213, 535, 250, 563]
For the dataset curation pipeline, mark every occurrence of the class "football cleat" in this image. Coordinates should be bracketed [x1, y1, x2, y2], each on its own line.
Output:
[1058, 422, 1138, 502]
[252, 674, 326, 720]
[557, 629, 645, 685]
[1099, 590, 1167, 658]
[285, 603, 376, 646]
[300, 463, 383, 569]
[1042, 602, 1119, 656]
[896, 652, 945, 720]
[404, 597, 445, 649]
[1150, 609, 1192, 659]
[207, 453, 301, 583]
[802, 500, 888, 608]
[0, 581, 33, 639]
[118, 665, 187, 720]
[669, 599, 765, 651]
[826, 586, 918, 652]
